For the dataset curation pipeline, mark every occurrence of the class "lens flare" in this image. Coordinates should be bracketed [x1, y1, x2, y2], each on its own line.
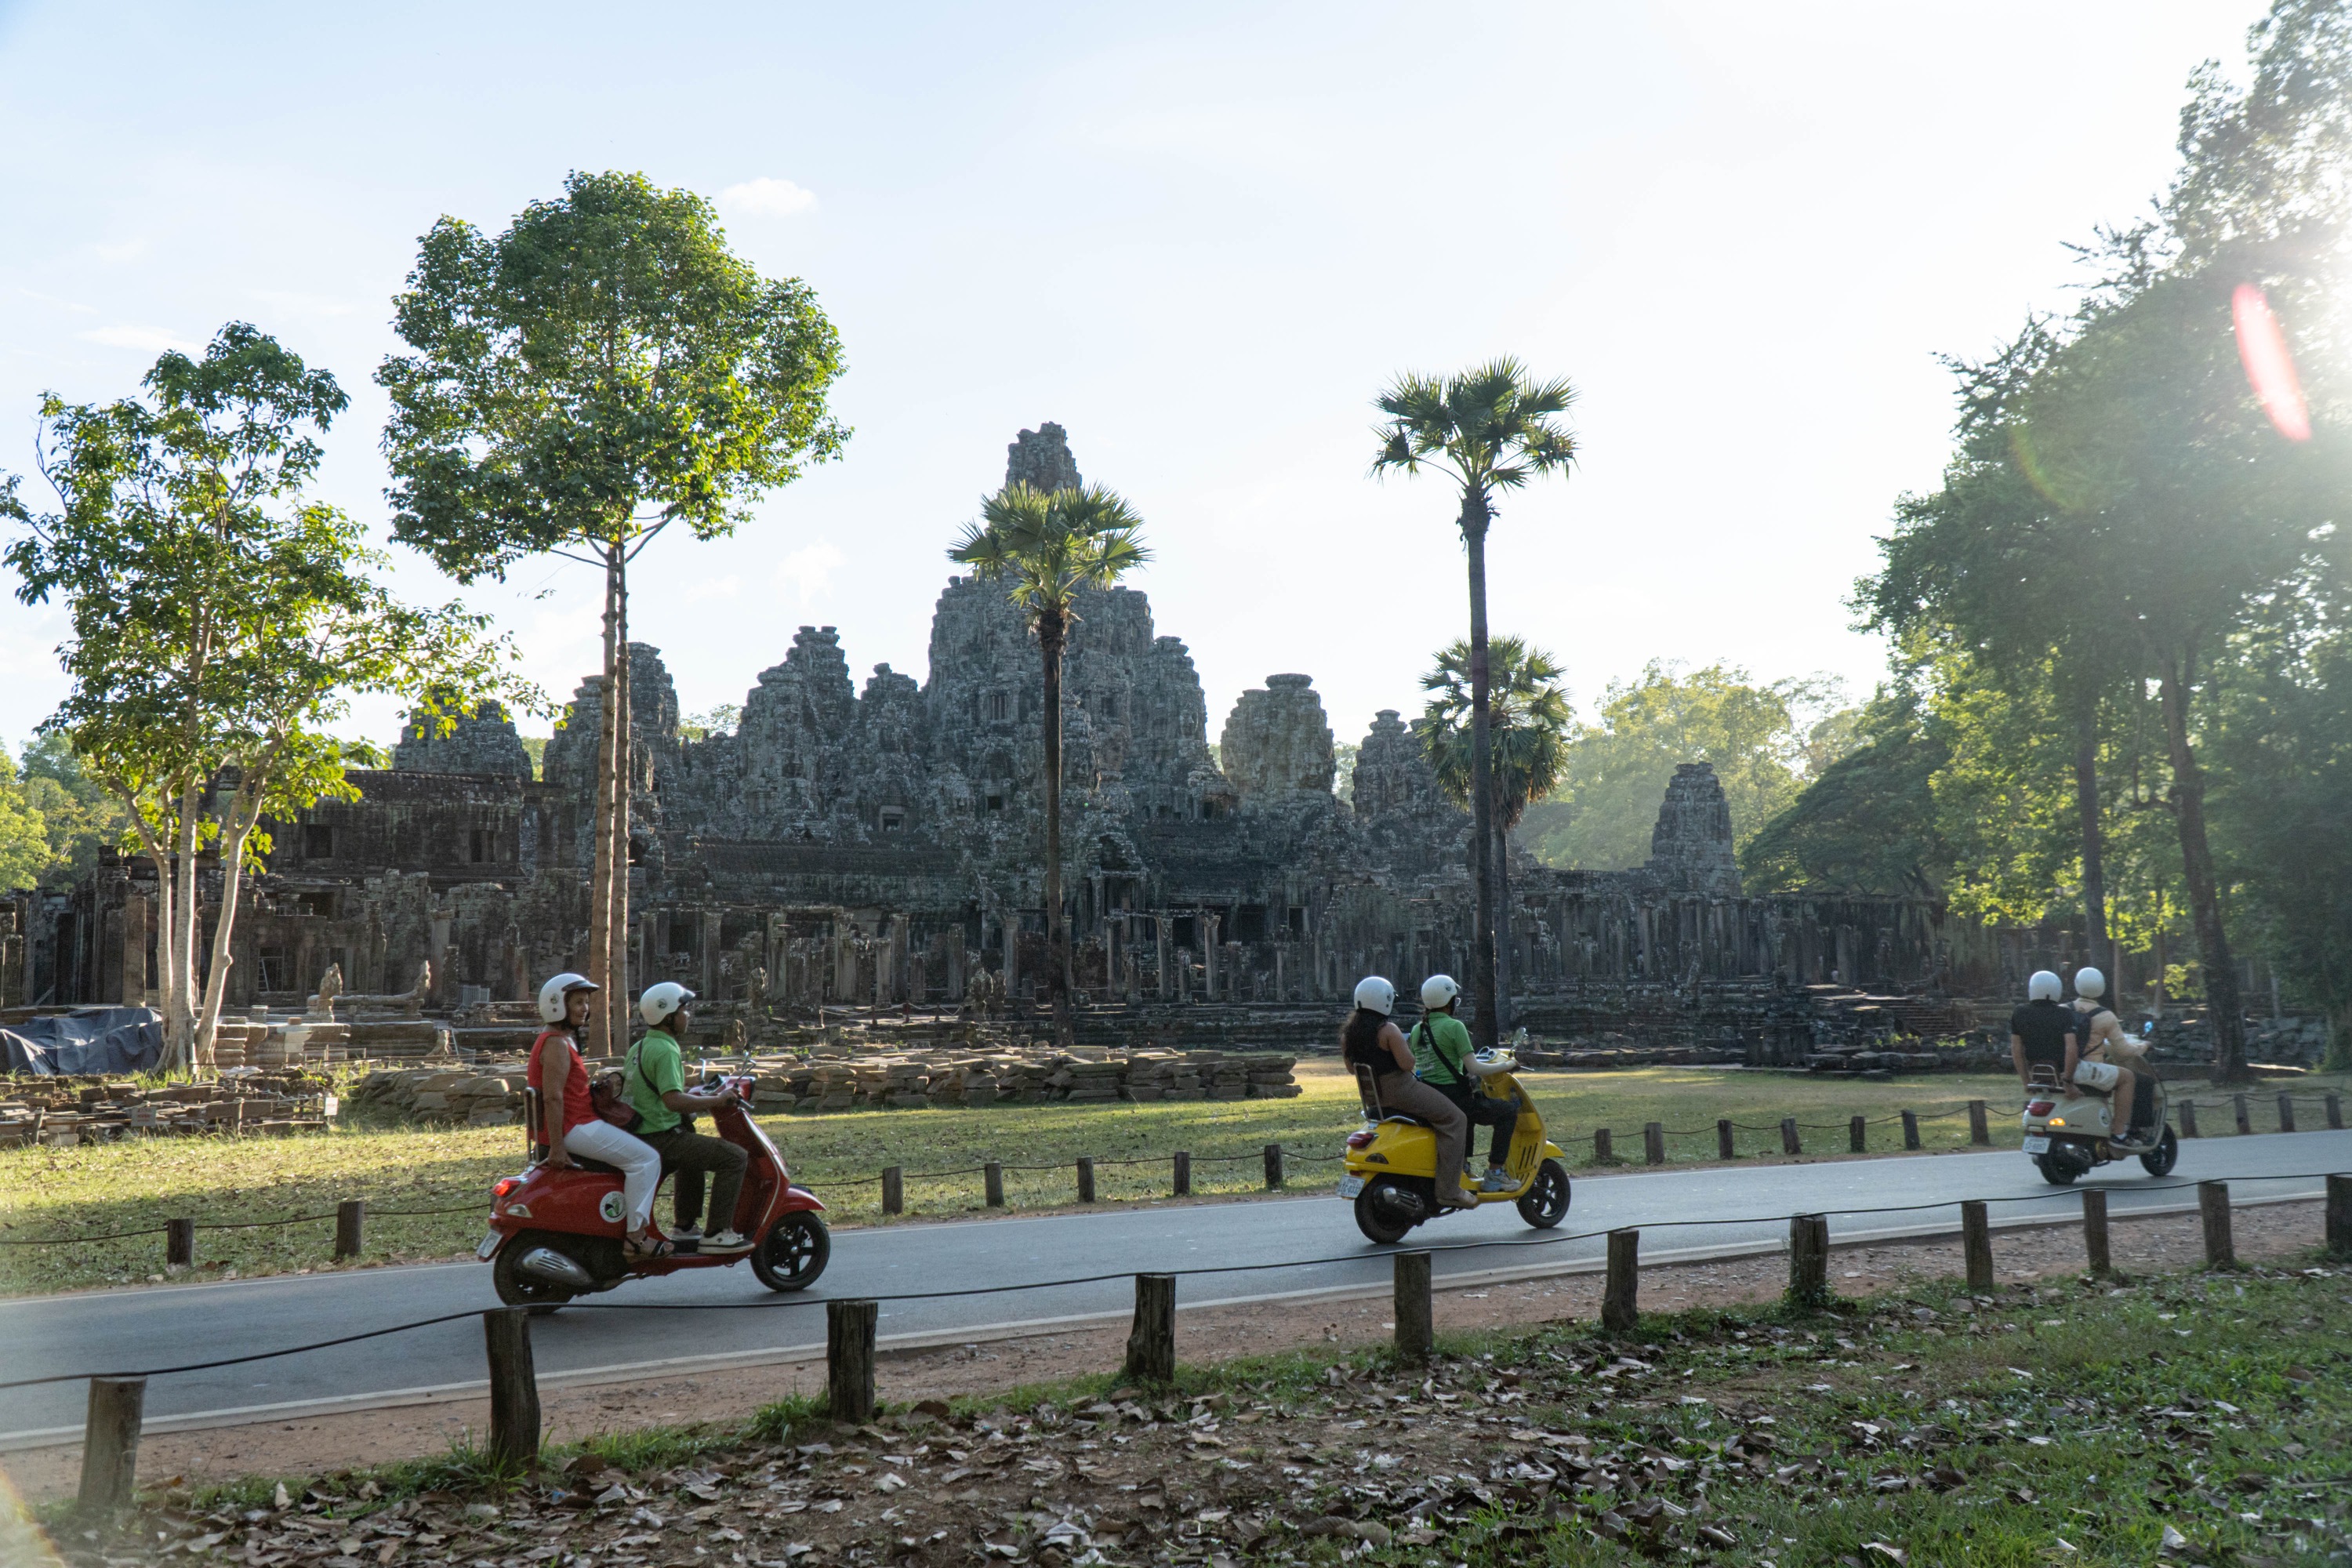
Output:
[2231, 283, 2311, 441]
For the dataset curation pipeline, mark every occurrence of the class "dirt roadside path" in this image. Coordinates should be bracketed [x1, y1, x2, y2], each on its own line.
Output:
[4, 1194, 2330, 1502]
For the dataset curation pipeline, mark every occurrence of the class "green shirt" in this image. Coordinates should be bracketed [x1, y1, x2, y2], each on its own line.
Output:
[1411, 1013, 1474, 1086]
[627, 1029, 688, 1134]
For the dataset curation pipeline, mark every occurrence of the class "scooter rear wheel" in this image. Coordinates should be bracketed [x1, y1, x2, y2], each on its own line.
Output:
[750, 1213, 831, 1291]
[492, 1230, 579, 1311]
[1353, 1178, 1418, 1246]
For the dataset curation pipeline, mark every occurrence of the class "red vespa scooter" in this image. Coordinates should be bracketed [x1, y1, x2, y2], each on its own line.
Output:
[479, 1075, 829, 1308]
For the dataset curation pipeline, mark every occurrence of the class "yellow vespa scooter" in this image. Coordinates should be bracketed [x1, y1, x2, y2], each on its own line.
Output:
[1338, 1052, 1571, 1244]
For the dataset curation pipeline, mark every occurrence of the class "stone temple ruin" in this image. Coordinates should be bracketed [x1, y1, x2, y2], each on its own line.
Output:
[2, 426, 2063, 1062]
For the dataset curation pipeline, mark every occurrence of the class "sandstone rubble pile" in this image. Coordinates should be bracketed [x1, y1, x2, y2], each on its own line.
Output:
[0, 1071, 333, 1146]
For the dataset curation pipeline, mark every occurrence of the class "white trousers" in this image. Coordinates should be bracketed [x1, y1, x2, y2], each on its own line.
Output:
[561, 1119, 661, 1232]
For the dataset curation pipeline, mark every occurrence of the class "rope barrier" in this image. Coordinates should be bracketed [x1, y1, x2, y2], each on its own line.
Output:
[6, 1164, 2340, 1392]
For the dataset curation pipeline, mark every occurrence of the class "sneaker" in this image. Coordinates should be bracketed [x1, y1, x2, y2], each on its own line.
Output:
[1479, 1167, 1515, 1192]
[702, 1229, 753, 1253]
[673, 1223, 703, 1242]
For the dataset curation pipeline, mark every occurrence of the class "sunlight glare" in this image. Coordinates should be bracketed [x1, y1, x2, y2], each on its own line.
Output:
[2231, 283, 2311, 442]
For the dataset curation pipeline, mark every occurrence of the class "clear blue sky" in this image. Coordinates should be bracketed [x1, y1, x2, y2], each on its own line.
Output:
[0, 1, 2273, 751]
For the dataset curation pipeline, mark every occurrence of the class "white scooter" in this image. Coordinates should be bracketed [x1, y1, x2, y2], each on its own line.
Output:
[2020, 1025, 2178, 1185]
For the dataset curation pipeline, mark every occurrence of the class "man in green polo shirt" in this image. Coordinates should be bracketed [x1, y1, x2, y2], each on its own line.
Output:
[628, 983, 753, 1252]
[1412, 975, 1518, 1192]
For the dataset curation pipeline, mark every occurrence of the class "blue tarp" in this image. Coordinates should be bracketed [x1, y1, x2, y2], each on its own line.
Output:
[0, 1008, 164, 1076]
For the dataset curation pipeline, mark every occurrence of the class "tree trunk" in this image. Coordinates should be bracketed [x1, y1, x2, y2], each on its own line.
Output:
[169, 778, 202, 1073]
[1040, 607, 1074, 1049]
[611, 554, 632, 1042]
[2156, 651, 2248, 1083]
[1461, 491, 1498, 1052]
[2073, 705, 2109, 956]
[1494, 820, 1513, 1034]
[586, 549, 621, 1058]
[192, 783, 264, 1065]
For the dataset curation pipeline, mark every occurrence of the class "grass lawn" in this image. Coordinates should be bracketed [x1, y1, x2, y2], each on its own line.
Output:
[44, 1239, 2352, 1566]
[2, 1062, 2341, 1297]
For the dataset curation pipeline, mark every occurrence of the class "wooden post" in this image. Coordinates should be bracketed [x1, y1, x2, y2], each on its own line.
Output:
[2082, 1189, 2111, 1277]
[2325, 1174, 2352, 1256]
[1961, 1200, 1994, 1294]
[1264, 1143, 1284, 1189]
[1849, 1115, 1867, 1154]
[1716, 1119, 1734, 1160]
[1643, 1122, 1665, 1166]
[2278, 1093, 2297, 1134]
[826, 1299, 879, 1422]
[2233, 1094, 2252, 1136]
[1392, 1251, 1433, 1363]
[1901, 1110, 1921, 1151]
[1123, 1274, 1176, 1383]
[1787, 1214, 1828, 1308]
[74, 1377, 146, 1515]
[1602, 1229, 1639, 1331]
[1594, 1127, 1614, 1163]
[1966, 1101, 1990, 1146]
[1076, 1156, 1096, 1203]
[1171, 1151, 1192, 1197]
[334, 1199, 365, 1262]
[1780, 1117, 1801, 1156]
[2199, 1181, 2234, 1268]
[983, 1162, 1005, 1207]
[880, 1166, 903, 1216]
[2180, 1099, 2201, 1138]
[165, 1217, 193, 1269]
[481, 1308, 539, 1468]
[2328, 1093, 2343, 1131]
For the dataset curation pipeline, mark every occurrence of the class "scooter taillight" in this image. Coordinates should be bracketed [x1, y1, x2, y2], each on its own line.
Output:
[2025, 1102, 2053, 1116]
[1345, 1130, 1376, 1149]
[493, 1178, 520, 1199]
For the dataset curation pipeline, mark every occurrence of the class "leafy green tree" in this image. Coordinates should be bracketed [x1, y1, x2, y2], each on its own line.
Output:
[1373, 359, 1577, 1050]
[1740, 684, 1951, 898]
[5, 325, 521, 1073]
[1523, 663, 1826, 872]
[10, 734, 136, 889]
[0, 750, 48, 891]
[379, 169, 847, 1054]
[1417, 636, 1570, 1030]
[949, 482, 1149, 1048]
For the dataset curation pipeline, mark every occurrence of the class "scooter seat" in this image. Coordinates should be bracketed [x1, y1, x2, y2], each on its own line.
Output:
[532, 1145, 624, 1177]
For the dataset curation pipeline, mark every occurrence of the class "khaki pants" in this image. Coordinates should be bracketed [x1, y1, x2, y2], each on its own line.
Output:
[641, 1124, 750, 1234]
[1375, 1071, 1468, 1200]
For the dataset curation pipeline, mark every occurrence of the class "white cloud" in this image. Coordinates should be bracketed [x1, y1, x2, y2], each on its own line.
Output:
[684, 574, 743, 604]
[78, 324, 201, 353]
[774, 542, 844, 605]
[719, 176, 818, 219]
[93, 238, 148, 264]
[249, 289, 358, 319]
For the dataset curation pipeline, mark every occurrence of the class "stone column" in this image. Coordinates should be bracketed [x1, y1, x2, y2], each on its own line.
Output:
[1002, 908, 1018, 999]
[1200, 910, 1218, 1000]
[887, 915, 910, 1004]
[639, 913, 659, 994]
[700, 910, 720, 1001]
[119, 894, 147, 1007]
[946, 926, 966, 1003]
[1156, 916, 1171, 1000]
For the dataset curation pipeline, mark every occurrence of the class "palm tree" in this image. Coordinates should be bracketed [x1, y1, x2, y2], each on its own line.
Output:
[1373, 360, 1577, 1048]
[949, 481, 1149, 1047]
[1417, 637, 1573, 1033]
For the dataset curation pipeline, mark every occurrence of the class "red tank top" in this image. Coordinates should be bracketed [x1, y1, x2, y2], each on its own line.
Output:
[528, 1029, 593, 1134]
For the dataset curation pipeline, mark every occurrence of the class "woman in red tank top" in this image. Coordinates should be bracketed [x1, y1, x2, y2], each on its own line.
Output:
[529, 974, 666, 1255]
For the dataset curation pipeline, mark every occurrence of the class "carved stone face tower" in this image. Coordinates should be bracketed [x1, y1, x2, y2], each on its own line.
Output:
[1646, 761, 1740, 895]
[1005, 423, 1083, 493]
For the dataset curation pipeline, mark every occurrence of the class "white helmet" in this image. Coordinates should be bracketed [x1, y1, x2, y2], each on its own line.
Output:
[2074, 967, 2106, 1000]
[1352, 976, 1396, 1016]
[640, 982, 695, 1027]
[537, 971, 599, 1025]
[1421, 974, 1461, 1011]
[2028, 970, 2063, 1002]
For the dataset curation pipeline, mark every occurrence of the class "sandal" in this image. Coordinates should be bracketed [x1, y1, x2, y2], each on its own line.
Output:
[625, 1232, 677, 1259]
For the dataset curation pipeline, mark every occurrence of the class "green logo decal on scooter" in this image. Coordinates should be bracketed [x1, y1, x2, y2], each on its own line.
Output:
[600, 1191, 626, 1224]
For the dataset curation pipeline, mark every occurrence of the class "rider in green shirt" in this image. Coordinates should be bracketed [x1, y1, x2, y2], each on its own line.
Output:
[628, 984, 752, 1252]
[1412, 975, 1519, 1191]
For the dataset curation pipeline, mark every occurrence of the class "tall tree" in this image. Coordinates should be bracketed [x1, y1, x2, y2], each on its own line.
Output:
[5, 324, 520, 1073]
[1865, 320, 2136, 956]
[949, 481, 1149, 1048]
[379, 169, 847, 1054]
[1373, 360, 1577, 1051]
[1417, 636, 1571, 1032]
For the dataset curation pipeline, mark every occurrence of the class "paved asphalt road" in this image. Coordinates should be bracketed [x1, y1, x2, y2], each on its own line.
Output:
[4, 1129, 2346, 1446]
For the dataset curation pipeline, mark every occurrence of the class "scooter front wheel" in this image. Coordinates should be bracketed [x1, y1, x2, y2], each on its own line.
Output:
[751, 1213, 831, 1291]
[1516, 1159, 1571, 1229]
[2140, 1125, 2179, 1177]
